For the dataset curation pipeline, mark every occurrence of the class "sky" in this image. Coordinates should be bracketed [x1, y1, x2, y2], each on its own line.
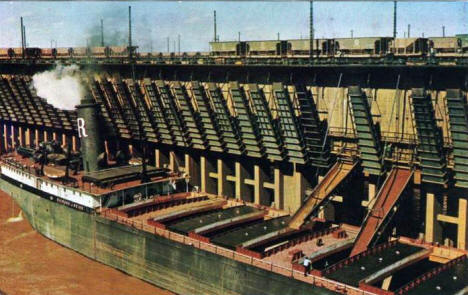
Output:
[0, 1, 466, 52]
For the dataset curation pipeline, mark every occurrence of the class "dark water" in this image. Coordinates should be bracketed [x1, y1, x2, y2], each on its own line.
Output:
[0, 191, 174, 295]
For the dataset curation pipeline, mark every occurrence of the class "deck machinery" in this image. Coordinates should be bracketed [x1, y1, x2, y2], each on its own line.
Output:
[0, 58, 467, 295]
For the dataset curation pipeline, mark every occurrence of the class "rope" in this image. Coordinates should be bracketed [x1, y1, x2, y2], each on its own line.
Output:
[321, 73, 343, 153]
[313, 73, 343, 182]
[375, 74, 401, 188]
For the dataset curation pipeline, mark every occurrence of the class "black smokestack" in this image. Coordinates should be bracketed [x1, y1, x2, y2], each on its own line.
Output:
[76, 90, 104, 172]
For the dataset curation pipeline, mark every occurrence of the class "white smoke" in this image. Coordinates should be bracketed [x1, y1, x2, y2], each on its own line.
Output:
[32, 64, 84, 111]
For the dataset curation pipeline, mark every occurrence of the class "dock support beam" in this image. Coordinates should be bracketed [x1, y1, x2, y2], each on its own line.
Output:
[34, 129, 39, 147]
[425, 192, 443, 245]
[18, 126, 23, 146]
[184, 153, 200, 189]
[226, 162, 247, 201]
[200, 155, 217, 195]
[244, 165, 267, 205]
[154, 148, 169, 169]
[10, 125, 17, 149]
[264, 168, 282, 209]
[0, 124, 6, 153]
[25, 128, 31, 147]
[458, 198, 468, 250]
[362, 173, 376, 208]
[72, 135, 77, 151]
[207, 159, 231, 197]
[283, 169, 307, 214]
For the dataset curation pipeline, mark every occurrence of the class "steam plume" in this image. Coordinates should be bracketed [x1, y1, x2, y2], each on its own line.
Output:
[32, 64, 83, 111]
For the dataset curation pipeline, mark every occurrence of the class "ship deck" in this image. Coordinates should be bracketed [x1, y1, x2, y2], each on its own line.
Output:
[97, 192, 468, 295]
[404, 258, 468, 295]
[323, 243, 426, 287]
[0, 152, 181, 196]
[165, 205, 262, 235]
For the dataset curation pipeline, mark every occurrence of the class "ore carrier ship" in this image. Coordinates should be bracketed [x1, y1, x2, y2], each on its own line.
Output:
[0, 83, 467, 295]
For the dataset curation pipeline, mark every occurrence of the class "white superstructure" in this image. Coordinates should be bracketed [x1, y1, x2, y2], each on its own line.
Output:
[1, 163, 100, 210]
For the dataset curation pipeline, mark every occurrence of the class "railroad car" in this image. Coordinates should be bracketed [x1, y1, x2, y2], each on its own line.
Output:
[391, 38, 429, 56]
[334, 37, 392, 57]
[109, 46, 128, 57]
[0, 48, 9, 59]
[56, 47, 71, 58]
[429, 37, 462, 55]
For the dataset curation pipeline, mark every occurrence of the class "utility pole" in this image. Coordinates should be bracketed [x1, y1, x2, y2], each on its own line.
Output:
[351, 30, 354, 38]
[178, 34, 180, 55]
[309, 0, 314, 63]
[213, 10, 217, 42]
[442, 26, 446, 37]
[20, 17, 24, 58]
[238, 32, 240, 42]
[167, 37, 169, 53]
[277, 32, 280, 41]
[23, 25, 27, 48]
[408, 24, 411, 38]
[128, 6, 132, 59]
[393, 1, 397, 38]
[100, 19, 104, 47]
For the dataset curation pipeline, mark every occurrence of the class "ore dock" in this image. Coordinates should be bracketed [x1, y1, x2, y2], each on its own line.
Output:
[0, 2, 468, 295]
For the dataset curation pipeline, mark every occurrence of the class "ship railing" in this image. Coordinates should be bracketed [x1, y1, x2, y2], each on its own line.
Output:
[101, 209, 375, 295]
[1, 159, 94, 196]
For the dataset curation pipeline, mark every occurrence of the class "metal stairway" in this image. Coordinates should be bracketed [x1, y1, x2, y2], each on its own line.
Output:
[446, 89, 468, 188]
[350, 167, 413, 256]
[296, 84, 330, 168]
[348, 86, 383, 175]
[411, 88, 447, 185]
[288, 159, 357, 230]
